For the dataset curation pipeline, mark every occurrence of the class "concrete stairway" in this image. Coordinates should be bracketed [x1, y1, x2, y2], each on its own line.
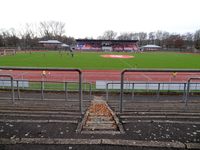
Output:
[77, 97, 124, 134]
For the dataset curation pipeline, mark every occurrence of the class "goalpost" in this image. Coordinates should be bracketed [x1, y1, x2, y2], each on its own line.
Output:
[0, 49, 16, 56]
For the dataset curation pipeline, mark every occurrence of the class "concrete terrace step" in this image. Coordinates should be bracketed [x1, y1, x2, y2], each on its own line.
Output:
[0, 109, 82, 115]
[77, 98, 124, 134]
[88, 116, 113, 121]
[0, 113, 82, 119]
[120, 115, 200, 119]
[83, 124, 117, 130]
[86, 120, 115, 124]
[119, 111, 200, 116]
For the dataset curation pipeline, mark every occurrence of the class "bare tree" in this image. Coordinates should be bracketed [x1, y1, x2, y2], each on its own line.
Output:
[39, 21, 66, 39]
[194, 29, 200, 50]
[182, 32, 194, 49]
[102, 30, 117, 40]
[0, 33, 3, 47]
[162, 31, 170, 48]
[148, 32, 156, 44]
[117, 32, 130, 40]
[117, 32, 138, 40]
[165, 34, 184, 50]
[0, 28, 19, 47]
[138, 32, 147, 46]
[155, 30, 162, 46]
[19, 23, 38, 48]
[155, 30, 163, 40]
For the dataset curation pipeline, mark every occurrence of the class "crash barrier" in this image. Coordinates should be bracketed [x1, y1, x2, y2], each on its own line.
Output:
[0, 74, 14, 103]
[106, 82, 200, 101]
[185, 77, 200, 106]
[0, 80, 92, 101]
[120, 69, 200, 113]
[0, 67, 83, 113]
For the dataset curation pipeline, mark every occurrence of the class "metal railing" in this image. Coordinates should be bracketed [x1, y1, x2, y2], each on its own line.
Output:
[185, 77, 200, 107]
[0, 67, 83, 113]
[106, 82, 200, 101]
[120, 69, 200, 113]
[0, 74, 14, 103]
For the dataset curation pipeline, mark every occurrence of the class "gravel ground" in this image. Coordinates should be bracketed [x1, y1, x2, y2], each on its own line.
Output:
[0, 144, 185, 150]
[0, 122, 199, 142]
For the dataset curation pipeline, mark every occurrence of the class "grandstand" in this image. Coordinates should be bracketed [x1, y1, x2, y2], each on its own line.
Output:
[76, 39, 139, 52]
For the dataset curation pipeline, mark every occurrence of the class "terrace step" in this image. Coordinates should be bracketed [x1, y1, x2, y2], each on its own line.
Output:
[77, 97, 124, 134]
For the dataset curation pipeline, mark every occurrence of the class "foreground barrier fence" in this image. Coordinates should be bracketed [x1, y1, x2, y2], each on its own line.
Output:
[1, 67, 200, 113]
[0, 74, 14, 103]
[185, 77, 200, 106]
[106, 82, 200, 101]
[0, 80, 92, 101]
[120, 69, 200, 113]
[0, 67, 83, 113]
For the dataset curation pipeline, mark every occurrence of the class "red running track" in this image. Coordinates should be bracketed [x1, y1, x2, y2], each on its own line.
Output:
[0, 70, 200, 83]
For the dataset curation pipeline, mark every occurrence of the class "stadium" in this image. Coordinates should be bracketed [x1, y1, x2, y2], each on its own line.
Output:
[0, 39, 200, 149]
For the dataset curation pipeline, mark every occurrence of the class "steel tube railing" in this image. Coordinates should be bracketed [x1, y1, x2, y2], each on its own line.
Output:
[0, 67, 83, 113]
[185, 77, 200, 107]
[120, 69, 200, 113]
[0, 74, 14, 103]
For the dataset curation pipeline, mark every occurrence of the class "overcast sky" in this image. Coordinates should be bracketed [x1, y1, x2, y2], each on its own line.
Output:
[0, 0, 200, 38]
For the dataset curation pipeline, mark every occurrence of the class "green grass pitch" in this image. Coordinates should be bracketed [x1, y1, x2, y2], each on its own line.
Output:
[0, 51, 200, 69]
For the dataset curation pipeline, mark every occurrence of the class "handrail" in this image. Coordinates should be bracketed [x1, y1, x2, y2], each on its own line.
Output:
[120, 69, 200, 113]
[106, 82, 200, 102]
[0, 74, 14, 103]
[0, 67, 83, 113]
[185, 77, 200, 107]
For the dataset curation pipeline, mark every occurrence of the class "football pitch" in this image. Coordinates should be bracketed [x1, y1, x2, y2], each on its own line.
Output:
[0, 51, 200, 69]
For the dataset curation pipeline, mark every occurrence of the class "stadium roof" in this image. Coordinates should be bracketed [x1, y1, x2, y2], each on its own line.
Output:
[61, 44, 70, 47]
[39, 40, 62, 44]
[141, 44, 161, 48]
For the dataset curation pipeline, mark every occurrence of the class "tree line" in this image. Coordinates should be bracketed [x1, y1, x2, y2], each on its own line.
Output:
[98, 30, 200, 51]
[0, 21, 200, 51]
[0, 21, 75, 49]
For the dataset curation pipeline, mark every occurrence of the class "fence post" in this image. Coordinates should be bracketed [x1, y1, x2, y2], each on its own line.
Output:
[106, 83, 109, 101]
[157, 83, 160, 100]
[79, 71, 83, 114]
[131, 83, 135, 100]
[41, 81, 44, 100]
[183, 83, 186, 102]
[11, 77, 14, 103]
[65, 82, 68, 101]
[89, 83, 92, 100]
[185, 80, 190, 108]
[17, 80, 21, 100]
[120, 71, 125, 113]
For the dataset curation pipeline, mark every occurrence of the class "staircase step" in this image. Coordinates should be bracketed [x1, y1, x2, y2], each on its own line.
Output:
[88, 116, 113, 121]
[77, 97, 124, 134]
[86, 120, 115, 124]
[83, 124, 117, 130]
[81, 131, 121, 134]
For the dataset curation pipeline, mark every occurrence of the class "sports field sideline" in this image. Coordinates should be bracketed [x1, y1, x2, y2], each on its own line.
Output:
[0, 51, 200, 69]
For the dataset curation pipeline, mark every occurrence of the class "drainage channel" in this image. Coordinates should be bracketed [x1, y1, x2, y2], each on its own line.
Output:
[77, 97, 124, 134]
